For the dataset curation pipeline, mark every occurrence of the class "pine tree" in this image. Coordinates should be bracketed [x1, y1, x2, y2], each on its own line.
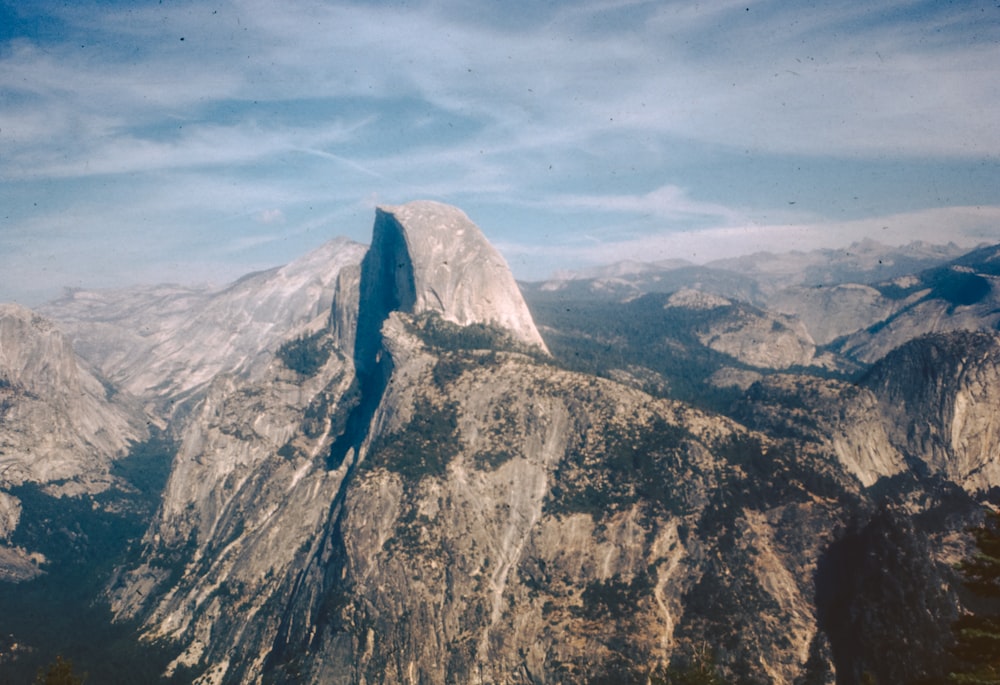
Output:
[950, 509, 1000, 684]
[652, 644, 725, 685]
[33, 655, 85, 685]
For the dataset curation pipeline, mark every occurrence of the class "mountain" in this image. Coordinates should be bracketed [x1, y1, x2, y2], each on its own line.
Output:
[524, 263, 765, 305]
[526, 242, 1000, 384]
[39, 237, 367, 416]
[861, 331, 1000, 492]
[708, 238, 970, 293]
[0, 303, 146, 492]
[6, 204, 1000, 683]
[531, 239, 968, 309]
[356, 201, 548, 359]
[833, 252, 1000, 363]
[94, 208, 993, 684]
[113, 284, 846, 684]
[0, 303, 147, 581]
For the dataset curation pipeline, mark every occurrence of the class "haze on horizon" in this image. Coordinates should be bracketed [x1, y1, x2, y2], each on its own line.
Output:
[1, 0, 998, 305]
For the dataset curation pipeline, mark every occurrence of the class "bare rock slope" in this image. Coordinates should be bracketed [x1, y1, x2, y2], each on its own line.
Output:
[356, 202, 547, 361]
[110, 202, 970, 685]
[41, 237, 367, 413]
[0, 304, 145, 490]
[0, 304, 147, 581]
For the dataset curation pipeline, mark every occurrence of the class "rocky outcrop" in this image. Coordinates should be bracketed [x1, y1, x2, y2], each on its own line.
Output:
[766, 283, 902, 346]
[662, 293, 817, 370]
[331, 263, 362, 354]
[697, 312, 816, 370]
[738, 375, 908, 488]
[0, 489, 43, 582]
[355, 202, 547, 371]
[742, 330, 1000, 494]
[0, 304, 146, 490]
[862, 331, 1000, 492]
[0, 493, 20, 540]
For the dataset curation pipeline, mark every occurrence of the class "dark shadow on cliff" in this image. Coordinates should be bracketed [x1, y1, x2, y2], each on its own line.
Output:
[814, 506, 959, 685]
[326, 207, 416, 471]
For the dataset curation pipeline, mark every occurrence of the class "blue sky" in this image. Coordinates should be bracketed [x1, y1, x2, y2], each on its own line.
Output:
[1, 0, 998, 304]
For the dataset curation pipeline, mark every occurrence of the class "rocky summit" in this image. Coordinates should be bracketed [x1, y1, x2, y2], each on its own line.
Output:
[354, 201, 547, 367]
[3, 203, 1000, 684]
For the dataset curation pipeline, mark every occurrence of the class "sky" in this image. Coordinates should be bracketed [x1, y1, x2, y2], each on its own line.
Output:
[1, 0, 999, 304]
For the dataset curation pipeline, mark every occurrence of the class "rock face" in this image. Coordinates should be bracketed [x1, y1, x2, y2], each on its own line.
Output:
[0, 304, 145, 490]
[41, 237, 367, 413]
[862, 331, 1000, 492]
[737, 375, 909, 488]
[696, 309, 816, 370]
[110, 332, 357, 680]
[664, 291, 818, 370]
[0, 493, 20, 540]
[832, 259, 1000, 364]
[0, 304, 147, 582]
[766, 283, 902, 346]
[355, 202, 547, 369]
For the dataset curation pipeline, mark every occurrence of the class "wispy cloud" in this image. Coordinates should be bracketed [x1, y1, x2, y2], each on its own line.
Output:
[546, 186, 746, 223]
[0, 0, 998, 302]
[254, 208, 285, 224]
[498, 204, 1000, 270]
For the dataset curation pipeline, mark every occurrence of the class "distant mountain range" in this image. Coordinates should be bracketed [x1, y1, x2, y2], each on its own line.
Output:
[543, 238, 970, 298]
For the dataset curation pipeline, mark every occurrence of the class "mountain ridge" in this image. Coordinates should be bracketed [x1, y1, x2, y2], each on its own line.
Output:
[39, 237, 368, 416]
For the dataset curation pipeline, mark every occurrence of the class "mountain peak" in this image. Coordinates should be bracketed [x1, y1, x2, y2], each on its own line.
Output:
[0, 302, 76, 389]
[355, 201, 547, 370]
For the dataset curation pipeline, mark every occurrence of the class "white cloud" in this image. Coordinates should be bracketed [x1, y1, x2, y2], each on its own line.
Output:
[496, 205, 1000, 269]
[546, 185, 745, 223]
[1, 0, 998, 301]
[4, 0, 997, 187]
[254, 208, 285, 224]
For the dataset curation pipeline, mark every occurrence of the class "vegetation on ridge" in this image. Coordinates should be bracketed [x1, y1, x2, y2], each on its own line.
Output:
[276, 330, 336, 376]
[950, 509, 1000, 684]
